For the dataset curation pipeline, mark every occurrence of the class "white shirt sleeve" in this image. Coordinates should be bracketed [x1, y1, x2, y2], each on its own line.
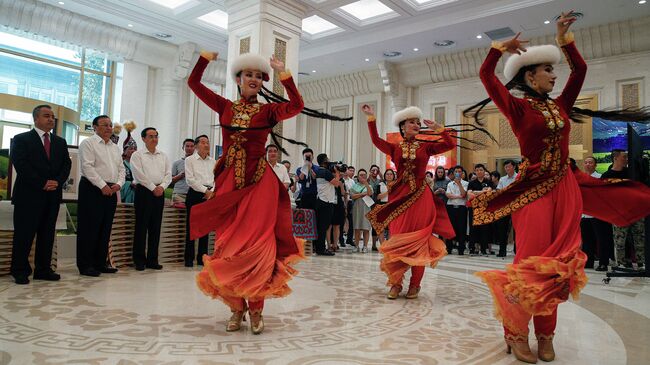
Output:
[279, 165, 291, 185]
[116, 145, 126, 187]
[79, 139, 107, 189]
[160, 153, 172, 190]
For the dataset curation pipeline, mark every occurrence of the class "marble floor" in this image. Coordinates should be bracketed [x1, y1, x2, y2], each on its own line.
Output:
[1, 251, 649, 365]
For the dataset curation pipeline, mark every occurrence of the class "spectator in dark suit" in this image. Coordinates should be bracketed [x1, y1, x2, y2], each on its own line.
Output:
[10, 104, 71, 285]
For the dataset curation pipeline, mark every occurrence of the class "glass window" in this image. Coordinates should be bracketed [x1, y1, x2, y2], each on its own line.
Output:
[0, 30, 82, 66]
[84, 51, 111, 73]
[80, 73, 110, 122]
[2, 125, 30, 149]
[0, 52, 80, 110]
[63, 121, 78, 146]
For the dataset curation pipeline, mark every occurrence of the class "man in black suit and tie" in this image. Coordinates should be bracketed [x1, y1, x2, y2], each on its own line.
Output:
[10, 105, 71, 285]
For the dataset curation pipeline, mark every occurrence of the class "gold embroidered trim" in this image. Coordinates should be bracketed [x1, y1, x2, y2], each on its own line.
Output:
[491, 41, 507, 53]
[367, 116, 377, 123]
[367, 185, 426, 233]
[231, 101, 260, 128]
[252, 157, 267, 184]
[556, 31, 575, 47]
[398, 140, 420, 192]
[279, 71, 292, 81]
[225, 133, 248, 189]
[471, 159, 568, 225]
[526, 98, 566, 176]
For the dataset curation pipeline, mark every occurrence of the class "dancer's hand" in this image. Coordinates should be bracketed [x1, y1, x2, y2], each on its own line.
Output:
[200, 51, 218, 61]
[502, 33, 529, 55]
[361, 104, 375, 117]
[557, 10, 577, 38]
[270, 55, 285, 73]
[423, 119, 443, 132]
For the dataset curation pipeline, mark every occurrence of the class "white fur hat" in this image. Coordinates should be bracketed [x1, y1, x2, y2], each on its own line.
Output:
[503, 45, 561, 81]
[230, 53, 272, 82]
[392, 106, 423, 127]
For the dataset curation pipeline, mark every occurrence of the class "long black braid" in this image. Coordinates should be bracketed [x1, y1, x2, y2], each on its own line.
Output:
[216, 84, 353, 156]
[399, 123, 497, 151]
[463, 65, 650, 127]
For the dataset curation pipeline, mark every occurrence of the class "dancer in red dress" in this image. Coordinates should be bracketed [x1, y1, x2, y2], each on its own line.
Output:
[362, 104, 456, 300]
[187, 51, 304, 335]
[466, 12, 650, 362]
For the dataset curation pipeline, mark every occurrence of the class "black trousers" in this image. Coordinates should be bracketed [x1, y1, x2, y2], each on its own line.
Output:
[133, 185, 164, 266]
[298, 193, 317, 210]
[314, 200, 334, 253]
[469, 208, 492, 253]
[495, 215, 512, 255]
[76, 177, 118, 271]
[447, 205, 468, 253]
[580, 217, 599, 268]
[11, 193, 60, 277]
[342, 200, 354, 244]
[594, 219, 614, 267]
[185, 188, 209, 264]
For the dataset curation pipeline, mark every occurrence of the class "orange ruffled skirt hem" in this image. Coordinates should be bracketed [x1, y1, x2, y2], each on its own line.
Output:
[193, 166, 305, 308]
[378, 187, 446, 286]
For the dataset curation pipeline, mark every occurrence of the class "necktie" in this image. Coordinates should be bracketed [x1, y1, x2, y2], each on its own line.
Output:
[43, 133, 51, 159]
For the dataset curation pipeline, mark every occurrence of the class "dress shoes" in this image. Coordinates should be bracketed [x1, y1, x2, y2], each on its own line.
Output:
[14, 275, 30, 285]
[135, 264, 145, 271]
[146, 263, 163, 270]
[34, 271, 61, 281]
[594, 265, 608, 272]
[79, 268, 101, 277]
[184, 262, 194, 268]
[315, 250, 335, 256]
[97, 266, 118, 274]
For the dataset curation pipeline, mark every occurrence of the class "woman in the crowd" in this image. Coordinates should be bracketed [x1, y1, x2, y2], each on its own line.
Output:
[329, 169, 347, 252]
[466, 11, 650, 363]
[376, 169, 396, 245]
[120, 121, 138, 204]
[350, 169, 373, 252]
[187, 51, 305, 335]
[433, 166, 450, 204]
[363, 104, 456, 300]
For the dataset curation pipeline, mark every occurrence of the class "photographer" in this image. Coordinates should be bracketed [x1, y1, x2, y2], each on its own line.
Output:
[314, 153, 341, 256]
[296, 148, 319, 210]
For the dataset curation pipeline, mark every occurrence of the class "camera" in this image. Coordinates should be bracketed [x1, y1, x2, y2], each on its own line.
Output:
[325, 161, 347, 173]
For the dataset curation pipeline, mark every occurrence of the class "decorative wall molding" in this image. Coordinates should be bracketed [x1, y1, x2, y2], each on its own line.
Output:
[398, 16, 650, 87]
[299, 70, 383, 104]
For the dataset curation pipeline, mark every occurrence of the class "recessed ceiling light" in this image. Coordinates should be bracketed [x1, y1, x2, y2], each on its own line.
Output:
[311, 70, 316, 73]
[544, 20, 551, 24]
[58, 1, 64, 4]
[476, 34, 483, 39]
[127, 24, 134, 27]
[413, 48, 419, 51]
[433, 40, 455, 47]
[640, 0, 647, 4]
[365, 58, 370, 62]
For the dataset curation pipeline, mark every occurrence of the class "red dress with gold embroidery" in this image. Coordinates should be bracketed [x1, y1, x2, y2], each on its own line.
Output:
[473, 38, 650, 336]
[187, 56, 305, 309]
[366, 118, 456, 287]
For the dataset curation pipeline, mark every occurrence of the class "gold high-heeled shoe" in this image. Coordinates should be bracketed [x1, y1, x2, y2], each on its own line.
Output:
[226, 307, 247, 332]
[536, 334, 555, 362]
[387, 285, 402, 299]
[505, 334, 537, 364]
[405, 286, 420, 299]
[250, 310, 264, 335]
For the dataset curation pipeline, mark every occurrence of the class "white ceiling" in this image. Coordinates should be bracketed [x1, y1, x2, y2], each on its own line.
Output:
[41, 0, 650, 80]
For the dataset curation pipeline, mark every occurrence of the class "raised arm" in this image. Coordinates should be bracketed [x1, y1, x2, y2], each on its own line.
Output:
[187, 52, 229, 115]
[267, 55, 304, 124]
[554, 12, 586, 111]
[421, 120, 456, 155]
[362, 104, 393, 156]
[479, 34, 527, 120]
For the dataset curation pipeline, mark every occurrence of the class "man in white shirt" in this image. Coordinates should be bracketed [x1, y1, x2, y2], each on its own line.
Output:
[314, 153, 341, 256]
[495, 159, 518, 257]
[184, 135, 215, 267]
[171, 139, 195, 205]
[446, 165, 469, 255]
[130, 127, 172, 271]
[266, 144, 290, 189]
[76, 115, 126, 277]
[580, 156, 602, 269]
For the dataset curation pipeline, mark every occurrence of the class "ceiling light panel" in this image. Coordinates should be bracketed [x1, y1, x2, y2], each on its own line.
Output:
[302, 15, 339, 35]
[146, 0, 193, 9]
[198, 10, 228, 30]
[338, 0, 396, 21]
